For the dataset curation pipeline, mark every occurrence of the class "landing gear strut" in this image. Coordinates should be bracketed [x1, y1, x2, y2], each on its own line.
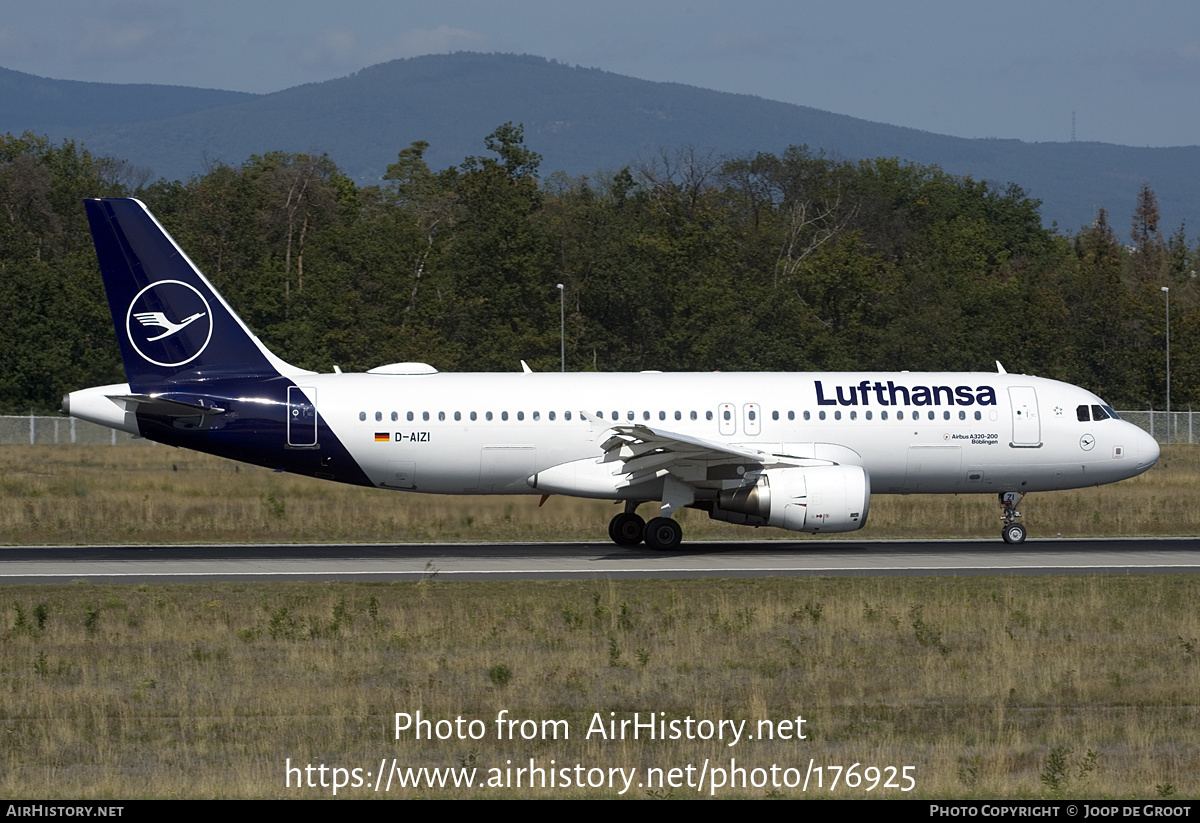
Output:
[999, 491, 1026, 544]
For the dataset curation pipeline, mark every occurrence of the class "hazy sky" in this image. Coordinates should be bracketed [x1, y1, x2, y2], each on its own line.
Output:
[2, 1, 1197, 147]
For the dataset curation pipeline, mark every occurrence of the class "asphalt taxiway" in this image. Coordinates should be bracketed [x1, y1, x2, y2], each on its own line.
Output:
[1, 538, 1198, 583]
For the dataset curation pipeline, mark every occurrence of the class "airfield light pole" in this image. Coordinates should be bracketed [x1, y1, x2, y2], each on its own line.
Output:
[1163, 286, 1171, 446]
[557, 283, 565, 372]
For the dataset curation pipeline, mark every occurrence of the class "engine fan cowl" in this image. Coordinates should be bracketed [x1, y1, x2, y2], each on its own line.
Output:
[714, 465, 870, 533]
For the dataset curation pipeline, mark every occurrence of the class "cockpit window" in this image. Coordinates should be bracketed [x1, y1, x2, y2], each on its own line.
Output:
[1079, 404, 1117, 422]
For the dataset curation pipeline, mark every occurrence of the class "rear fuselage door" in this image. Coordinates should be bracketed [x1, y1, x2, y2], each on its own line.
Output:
[287, 386, 318, 447]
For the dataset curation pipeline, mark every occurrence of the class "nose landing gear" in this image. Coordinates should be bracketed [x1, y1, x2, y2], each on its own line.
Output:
[1000, 491, 1026, 543]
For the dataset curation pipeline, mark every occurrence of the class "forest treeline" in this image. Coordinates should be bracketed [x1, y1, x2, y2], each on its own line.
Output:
[0, 126, 1195, 413]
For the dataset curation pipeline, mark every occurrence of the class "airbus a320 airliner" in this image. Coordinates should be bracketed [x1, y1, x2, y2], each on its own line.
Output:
[64, 198, 1160, 549]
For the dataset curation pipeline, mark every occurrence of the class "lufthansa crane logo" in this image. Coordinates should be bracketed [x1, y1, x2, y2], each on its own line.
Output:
[125, 280, 213, 367]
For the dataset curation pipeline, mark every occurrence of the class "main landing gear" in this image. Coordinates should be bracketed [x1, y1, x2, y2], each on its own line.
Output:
[607, 503, 684, 551]
[999, 491, 1026, 544]
[608, 509, 645, 546]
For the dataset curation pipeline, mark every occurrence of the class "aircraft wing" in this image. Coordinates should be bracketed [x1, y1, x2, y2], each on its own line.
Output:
[597, 421, 778, 488]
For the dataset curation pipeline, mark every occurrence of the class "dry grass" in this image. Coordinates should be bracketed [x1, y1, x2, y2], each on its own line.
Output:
[0, 444, 1195, 545]
[1, 576, 1197, 798]
[2, 446, 1196, 798]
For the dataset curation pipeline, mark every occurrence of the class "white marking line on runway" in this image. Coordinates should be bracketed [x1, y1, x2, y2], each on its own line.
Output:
[4, 564, 1200, 578]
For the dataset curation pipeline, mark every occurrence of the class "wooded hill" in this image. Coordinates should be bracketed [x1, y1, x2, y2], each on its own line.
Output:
[3, 53, 1199, 232]
[0, 128, 1192, 414]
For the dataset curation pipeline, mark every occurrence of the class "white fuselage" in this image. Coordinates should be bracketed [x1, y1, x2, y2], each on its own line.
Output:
[74, 198, 1161, 546]
[287, 370, 1159, 498]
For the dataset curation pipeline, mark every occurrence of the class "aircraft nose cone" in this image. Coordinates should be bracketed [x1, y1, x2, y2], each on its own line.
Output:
[1137, 426, 1161, 469]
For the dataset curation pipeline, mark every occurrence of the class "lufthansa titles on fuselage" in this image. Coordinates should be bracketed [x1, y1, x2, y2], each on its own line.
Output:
[814, 380, 999, 408]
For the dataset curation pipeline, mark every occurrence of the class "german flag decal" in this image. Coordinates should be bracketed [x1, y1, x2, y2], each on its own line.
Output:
[374, 432, 389, 442]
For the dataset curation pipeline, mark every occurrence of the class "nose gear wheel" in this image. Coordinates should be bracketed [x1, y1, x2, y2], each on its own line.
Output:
[999, 492, 1026, 543]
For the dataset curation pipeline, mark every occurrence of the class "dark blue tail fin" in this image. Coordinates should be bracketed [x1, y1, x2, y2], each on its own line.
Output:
[84, 198, 300, 389]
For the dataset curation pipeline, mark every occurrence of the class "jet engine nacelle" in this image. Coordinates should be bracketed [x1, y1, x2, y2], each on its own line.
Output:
[709, 465, 870, 533]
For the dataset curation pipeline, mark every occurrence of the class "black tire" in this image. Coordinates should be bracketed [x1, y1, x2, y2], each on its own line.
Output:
[643, 517, 683, 551]
[608, 512, 646, 546]
[1001, 523, 1027, 544]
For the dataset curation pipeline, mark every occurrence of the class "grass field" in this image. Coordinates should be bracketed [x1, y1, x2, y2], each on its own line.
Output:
[0, 443, 1194, 544]
[1, 576, 1197, 798]
[0, 445, 1196, 799]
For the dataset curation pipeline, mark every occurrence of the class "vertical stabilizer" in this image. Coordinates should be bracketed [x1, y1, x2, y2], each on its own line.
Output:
[84, 198, 306, 389]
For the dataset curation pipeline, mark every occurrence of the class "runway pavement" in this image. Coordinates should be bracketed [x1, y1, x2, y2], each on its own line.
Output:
[2, 537, 1199, 582]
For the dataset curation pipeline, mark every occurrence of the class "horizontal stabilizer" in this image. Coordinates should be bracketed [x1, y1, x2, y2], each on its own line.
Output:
[109, 394, 225, 418]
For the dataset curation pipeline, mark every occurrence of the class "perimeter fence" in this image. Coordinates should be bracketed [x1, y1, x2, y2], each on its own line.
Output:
[0, 415, 149, 446]
[1, 410, 1195, 446]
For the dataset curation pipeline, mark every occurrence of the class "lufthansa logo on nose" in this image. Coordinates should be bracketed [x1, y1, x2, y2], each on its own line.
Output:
[125, 280, 213, 367]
